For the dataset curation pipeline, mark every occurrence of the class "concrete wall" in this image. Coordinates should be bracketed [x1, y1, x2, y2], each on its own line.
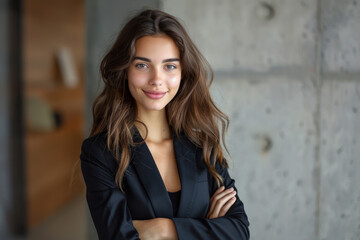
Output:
[162, 0, 360, 239]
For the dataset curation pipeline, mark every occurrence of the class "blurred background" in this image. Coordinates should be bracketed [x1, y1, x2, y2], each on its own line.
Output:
[1, 0, 359, 239]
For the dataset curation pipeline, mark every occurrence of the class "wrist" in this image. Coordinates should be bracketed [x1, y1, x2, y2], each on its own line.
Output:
[159, 218, 178, 240]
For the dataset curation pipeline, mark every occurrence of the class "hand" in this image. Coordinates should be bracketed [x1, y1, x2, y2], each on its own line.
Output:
[133, 218, 178, 240]
[206, 186, 237, 219]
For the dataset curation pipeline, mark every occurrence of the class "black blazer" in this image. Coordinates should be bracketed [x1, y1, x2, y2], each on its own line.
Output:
[80, 129, 250, 240]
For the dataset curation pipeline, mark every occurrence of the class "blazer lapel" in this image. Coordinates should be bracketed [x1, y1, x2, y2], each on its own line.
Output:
[131, 129, 173, 218]
[173, 132, 198, 218]
[130, 128, 200, 218]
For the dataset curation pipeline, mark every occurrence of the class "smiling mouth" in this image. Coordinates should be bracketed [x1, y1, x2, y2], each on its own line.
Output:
[143, 90, 167, 99]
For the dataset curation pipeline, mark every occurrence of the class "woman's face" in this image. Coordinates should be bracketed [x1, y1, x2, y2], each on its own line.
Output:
[127, 35, 181, 114]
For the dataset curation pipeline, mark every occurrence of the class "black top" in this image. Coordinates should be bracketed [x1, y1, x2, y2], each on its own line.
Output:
[167, 190, 181, 216]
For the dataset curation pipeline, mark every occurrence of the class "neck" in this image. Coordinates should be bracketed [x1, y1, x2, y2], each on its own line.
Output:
[135, 108, 171, 143]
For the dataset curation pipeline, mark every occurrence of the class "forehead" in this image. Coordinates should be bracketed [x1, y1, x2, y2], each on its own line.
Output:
[134, 35, 180, 59]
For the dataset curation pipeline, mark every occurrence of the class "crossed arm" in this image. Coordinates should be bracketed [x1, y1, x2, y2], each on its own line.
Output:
[133, 186, 237, 239]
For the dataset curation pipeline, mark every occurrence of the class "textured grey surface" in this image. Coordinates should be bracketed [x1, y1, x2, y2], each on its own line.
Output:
[319, 79, 360, 240]
[1, 0, 26, 235]
[321, 0, 360, 72]
[0, 4, 12, 238]
[211, 74, 317, 240]
[163, 0, 317, 72]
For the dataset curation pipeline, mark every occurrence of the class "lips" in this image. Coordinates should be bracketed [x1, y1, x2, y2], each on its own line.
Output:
[143, 90, 167, 99]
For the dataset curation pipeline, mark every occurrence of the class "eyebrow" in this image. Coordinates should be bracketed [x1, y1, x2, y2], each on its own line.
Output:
[134, 56, 180, 63]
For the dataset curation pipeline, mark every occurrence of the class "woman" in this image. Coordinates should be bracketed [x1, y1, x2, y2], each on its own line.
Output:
[81, 9, 249, 240]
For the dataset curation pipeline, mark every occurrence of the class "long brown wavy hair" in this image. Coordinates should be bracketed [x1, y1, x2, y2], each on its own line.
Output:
[90, 9, 229, 191]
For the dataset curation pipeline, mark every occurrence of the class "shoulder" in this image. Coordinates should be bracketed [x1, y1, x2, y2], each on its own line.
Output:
[180, 132, 228, 175]
[81, 131, 108, 158]
[80, 131, 121, 191]
[80, 131, 118, 173]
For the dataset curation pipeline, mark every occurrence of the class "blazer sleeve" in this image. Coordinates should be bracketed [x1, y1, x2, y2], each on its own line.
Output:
[172, 161, 250, 240]
[80, 137, 140, 240]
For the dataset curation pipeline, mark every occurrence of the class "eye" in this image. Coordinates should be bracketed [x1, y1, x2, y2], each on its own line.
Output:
[135, 63, 148, 69]
[165, 64, 177, 70]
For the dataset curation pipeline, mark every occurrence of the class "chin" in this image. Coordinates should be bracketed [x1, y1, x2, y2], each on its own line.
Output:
[142, 103, 167, 112]
[148, 106, 166, 111]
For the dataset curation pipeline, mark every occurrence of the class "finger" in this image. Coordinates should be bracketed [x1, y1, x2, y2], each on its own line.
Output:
[211, 191, 236, 218]
[208, 187, 234, 216]
[209, 186, 225, 215]
[218, 196, 237, 217]
[208, 186, 226, 215]
[211, 192, 236, 218]
[210, 186, 225, 201]
[211, 187, 234, 203]
[207, 191, 236, 219]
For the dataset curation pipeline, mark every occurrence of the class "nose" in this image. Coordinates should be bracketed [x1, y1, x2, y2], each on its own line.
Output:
[149, 67, 163, 86]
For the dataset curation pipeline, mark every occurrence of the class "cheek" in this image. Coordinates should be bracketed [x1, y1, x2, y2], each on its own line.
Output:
[128, 71, 148, 88]
[168, 75, 181, 89]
